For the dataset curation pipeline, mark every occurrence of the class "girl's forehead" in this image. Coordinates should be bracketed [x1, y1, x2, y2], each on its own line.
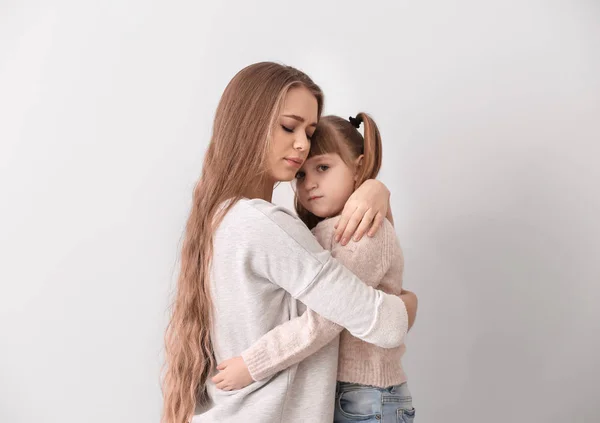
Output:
[302, 153, 341, 166]
[309, 153, 334, 161]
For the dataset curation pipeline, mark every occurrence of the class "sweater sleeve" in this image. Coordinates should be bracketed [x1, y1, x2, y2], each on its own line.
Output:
[241, 218, 399, 381]
[241, 309, 342, 381]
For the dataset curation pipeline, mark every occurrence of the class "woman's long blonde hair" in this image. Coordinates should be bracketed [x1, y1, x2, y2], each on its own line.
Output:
[295, 113, 382, 229]
[161, 62, 323, 423]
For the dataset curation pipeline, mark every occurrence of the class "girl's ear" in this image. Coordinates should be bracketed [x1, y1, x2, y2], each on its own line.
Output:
[354, 154, 364, 181]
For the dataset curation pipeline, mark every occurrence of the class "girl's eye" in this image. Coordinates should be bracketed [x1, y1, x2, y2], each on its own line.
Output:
[317, 165, 329, 172]
[282, 125, 294, 133]
[295, 171, 305, 179]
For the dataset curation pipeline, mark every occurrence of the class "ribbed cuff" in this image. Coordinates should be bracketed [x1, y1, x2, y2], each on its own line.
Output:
[241, 344, 272, 382]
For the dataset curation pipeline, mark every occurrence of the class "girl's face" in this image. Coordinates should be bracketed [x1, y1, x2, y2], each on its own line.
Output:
[267, 86, 318, 183]
[294, 153, 358, 219]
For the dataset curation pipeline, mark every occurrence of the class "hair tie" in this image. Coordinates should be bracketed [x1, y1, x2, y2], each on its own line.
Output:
[349, 116, 362, 129]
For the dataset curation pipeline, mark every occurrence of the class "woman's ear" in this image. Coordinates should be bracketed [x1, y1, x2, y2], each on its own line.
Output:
[354, 154, 364, 181]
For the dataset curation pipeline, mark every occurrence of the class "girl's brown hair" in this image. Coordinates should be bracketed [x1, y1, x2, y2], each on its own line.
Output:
[295, 113, 382, 229]
[162, 62, 323, 423]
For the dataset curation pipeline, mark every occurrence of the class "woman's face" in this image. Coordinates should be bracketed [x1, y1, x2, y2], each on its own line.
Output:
[267, 86, 318, 183]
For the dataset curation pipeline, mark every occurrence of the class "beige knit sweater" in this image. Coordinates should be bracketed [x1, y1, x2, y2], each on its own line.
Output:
[241, 216, 407, 388]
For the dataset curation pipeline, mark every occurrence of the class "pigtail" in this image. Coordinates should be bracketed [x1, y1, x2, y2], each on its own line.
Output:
[353, 112, 382, 186]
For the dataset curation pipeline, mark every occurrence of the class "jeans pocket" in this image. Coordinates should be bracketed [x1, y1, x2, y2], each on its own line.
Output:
[336, 388, 380, 421]
[396, 406, 416, 423]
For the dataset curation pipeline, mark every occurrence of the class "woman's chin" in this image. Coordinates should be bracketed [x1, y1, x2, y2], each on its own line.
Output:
[273, 170, 298, 183]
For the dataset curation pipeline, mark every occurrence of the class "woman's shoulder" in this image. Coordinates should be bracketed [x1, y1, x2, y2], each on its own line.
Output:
[239, 198, 296, 218]
[221, 198, 316, 244]
[216, 198, 328, 262]
[234, 198, 299, 227]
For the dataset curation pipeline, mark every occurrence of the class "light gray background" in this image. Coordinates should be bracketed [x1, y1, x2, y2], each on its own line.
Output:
[1, 1, 599, 422]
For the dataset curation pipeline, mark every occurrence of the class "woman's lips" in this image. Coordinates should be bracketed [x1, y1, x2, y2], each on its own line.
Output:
[284, 157, 303, 168]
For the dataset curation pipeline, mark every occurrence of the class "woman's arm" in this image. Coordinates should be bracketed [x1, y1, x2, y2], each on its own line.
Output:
[243, 201, 409, 350]
[400, 289, 418, 331]
[335, 179, 392, 245]
[245, 202, 408, 344]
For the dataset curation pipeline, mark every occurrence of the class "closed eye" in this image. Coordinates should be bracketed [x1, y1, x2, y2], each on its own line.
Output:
[282, 125, 294, 133]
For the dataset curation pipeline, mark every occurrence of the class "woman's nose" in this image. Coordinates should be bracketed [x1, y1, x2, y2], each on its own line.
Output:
[293, 134, 310, 152]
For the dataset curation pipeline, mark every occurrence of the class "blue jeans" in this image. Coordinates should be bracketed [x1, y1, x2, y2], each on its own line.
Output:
[334, 381, 415, 423]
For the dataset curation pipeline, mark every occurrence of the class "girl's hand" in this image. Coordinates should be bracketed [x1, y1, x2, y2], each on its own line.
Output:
[211, 356, 254, 391]
[335, 179, 390, 245]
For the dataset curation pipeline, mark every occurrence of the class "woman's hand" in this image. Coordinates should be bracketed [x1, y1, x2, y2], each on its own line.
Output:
[335, 179, 390, 245]
[400, 289, 418, 331]
[211, 356, 254, 391]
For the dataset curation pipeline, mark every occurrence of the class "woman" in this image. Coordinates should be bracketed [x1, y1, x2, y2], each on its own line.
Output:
[162, 62, 417, 423]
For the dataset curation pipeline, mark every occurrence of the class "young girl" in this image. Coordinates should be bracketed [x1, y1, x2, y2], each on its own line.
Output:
[212, 113, 417, 422]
